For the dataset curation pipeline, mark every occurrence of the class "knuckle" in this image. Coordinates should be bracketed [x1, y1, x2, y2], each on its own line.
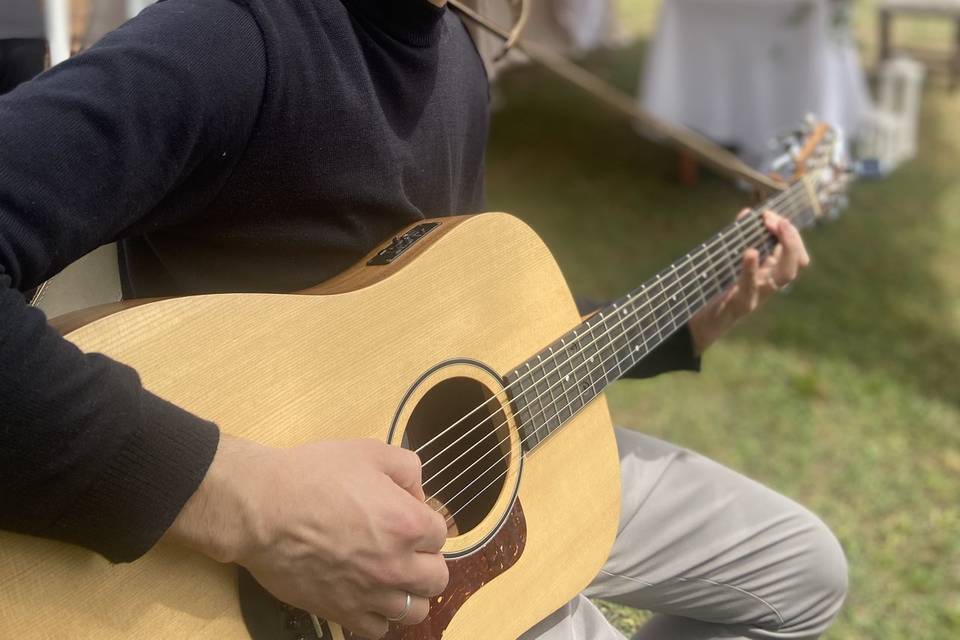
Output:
[390, 508, 426, 542]
[397, 507, 433, 542]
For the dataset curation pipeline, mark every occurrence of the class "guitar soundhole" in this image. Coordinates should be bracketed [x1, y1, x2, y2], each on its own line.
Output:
[404, 376, 512, 536]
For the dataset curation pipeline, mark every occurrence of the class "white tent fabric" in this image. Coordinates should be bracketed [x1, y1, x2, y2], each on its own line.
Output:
[467, 0, 620, 77]
[640, 0, 871, 166]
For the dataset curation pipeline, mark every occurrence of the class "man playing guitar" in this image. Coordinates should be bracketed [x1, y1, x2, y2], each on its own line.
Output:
[0, 0, 845, 638]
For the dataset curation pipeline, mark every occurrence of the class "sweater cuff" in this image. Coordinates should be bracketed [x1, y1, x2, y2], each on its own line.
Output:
[623, 324, 702, 380]
[48, 392, 219, 563]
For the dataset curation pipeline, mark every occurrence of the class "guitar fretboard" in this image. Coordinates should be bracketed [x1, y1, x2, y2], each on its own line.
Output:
[505, 179, 818, 453]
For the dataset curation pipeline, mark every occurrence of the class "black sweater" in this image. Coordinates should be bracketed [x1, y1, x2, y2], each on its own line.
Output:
[0, 0, 697, 563]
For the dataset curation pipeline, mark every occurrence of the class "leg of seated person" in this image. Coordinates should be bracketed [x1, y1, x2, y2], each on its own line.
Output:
[521, 427, 847, 640]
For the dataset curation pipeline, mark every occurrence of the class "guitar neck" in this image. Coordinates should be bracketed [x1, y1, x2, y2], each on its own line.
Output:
[506, 178, 820, 452]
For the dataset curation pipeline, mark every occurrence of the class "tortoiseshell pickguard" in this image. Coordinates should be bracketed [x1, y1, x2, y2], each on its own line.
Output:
[343, 499, 527, 640]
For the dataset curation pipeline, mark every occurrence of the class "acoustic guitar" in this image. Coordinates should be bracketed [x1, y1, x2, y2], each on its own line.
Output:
[0, 122, 851, 639]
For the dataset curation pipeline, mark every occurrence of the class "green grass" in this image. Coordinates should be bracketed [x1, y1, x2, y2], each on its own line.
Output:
[484, 1, 960, 637]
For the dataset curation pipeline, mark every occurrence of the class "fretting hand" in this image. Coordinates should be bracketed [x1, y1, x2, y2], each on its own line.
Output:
[164, 436, 449, 639]
[688, 210, 810, 355]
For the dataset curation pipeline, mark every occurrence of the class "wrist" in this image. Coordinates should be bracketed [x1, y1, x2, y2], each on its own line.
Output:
[162, 434, 269, 564]
[689, 303, 736, 355]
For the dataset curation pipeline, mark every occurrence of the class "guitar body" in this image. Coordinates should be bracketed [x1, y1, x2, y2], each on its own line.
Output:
[0, 213, 621, 639]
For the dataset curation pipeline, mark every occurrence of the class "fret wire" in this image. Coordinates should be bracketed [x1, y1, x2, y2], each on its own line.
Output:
[600, 310, 622, 382]
[558, 338, 581, 417]
[517, 366, 540, 448]
[570, 337, 588, 413]
[575, 329, 596, 400]
[672, 262, 693, 322]
[587, 316, 605, 398]
[511, 369, 533, 447]
[526, 362, 546, 446]
[543, 348, 565, 433]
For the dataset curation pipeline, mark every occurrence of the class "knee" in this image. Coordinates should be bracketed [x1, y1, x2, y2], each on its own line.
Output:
[779, 511, 849, 636]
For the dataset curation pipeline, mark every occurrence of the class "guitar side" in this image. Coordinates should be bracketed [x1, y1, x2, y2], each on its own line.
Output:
[0, 213, 621, 639]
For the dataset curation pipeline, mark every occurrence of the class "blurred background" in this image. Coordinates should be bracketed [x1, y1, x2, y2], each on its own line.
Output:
[483, 2, 960, 637]
[4, 0, 959, 637]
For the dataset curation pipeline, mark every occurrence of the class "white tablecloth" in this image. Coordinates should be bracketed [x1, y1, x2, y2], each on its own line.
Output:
[640, 0, 871, 166]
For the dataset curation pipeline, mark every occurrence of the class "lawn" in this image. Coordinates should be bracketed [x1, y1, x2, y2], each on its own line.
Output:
[484, 1, 960, 637]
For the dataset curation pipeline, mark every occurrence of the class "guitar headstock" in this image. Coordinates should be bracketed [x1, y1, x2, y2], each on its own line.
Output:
[768, 116, 855, 224]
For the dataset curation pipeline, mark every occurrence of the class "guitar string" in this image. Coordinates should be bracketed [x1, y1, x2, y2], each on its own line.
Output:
[416, 183, 815, 490]
[422, 191, 815, 507]
[415, 183, 806, 464]
[437, 216, 798, 526]
[419, 199, 805, 496]
[418, 186, 814, 496]
[428, 202, 798, 516]
[437, 244, 773, 525]
[411, 181, 807, 461]
[412, 181, 814, 475]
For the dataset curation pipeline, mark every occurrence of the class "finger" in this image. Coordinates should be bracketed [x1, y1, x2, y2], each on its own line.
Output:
[371, 591, 432, 626]
[380, 446, 426, 501]
[398, 550, 449, 597]
[781, 218, 811, 268]
[735, 207, 752, 221]
[762, 209, 784, 232]
[415, 506, 448, 553]
[736, 249, 760, 314]
[772, 219, 806, 283]
[393, 492, 448, 552]
[761, 243, 783, 270]
[345, 613, 389, 639]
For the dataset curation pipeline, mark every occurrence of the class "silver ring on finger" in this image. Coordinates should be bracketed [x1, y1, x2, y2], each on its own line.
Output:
[386, 592, 413, 623]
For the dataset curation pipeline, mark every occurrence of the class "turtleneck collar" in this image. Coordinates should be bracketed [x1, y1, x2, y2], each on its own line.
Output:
[340, 0, 446, 48]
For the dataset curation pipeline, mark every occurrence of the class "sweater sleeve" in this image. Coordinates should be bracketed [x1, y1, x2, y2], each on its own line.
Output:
[0, 0, 266, 562]
[575, 297, 701, 379]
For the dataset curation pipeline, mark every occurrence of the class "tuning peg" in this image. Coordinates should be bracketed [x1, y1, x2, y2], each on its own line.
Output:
[770, 150, 796, 175]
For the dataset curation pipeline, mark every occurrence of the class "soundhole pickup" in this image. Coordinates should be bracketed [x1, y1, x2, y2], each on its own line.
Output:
[367, 223, 441, 266]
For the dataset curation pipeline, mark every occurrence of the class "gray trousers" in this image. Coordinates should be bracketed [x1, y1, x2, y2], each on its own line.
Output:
[521, 428, 848, 640]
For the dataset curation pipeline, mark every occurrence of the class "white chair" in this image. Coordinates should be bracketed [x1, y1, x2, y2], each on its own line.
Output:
[858, 56, 926, 170]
